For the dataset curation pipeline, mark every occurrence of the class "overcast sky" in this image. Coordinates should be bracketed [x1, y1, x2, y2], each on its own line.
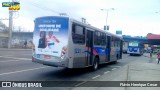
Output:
[0, 0, 160, 36]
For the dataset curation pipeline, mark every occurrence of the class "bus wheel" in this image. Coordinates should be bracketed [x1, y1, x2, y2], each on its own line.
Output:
[92, 57, 99, 71]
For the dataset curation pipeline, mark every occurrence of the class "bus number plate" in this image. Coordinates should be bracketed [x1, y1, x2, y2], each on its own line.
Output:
[44, 55, 51, 59]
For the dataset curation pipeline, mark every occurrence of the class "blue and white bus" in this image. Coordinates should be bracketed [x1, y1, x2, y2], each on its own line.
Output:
[32, 16, 123, 70]
[127, 41, 144, 56]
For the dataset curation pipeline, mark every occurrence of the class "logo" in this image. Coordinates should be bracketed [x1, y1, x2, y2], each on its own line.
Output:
[2, 2, 20, 10]
[2, 82, 11, 87]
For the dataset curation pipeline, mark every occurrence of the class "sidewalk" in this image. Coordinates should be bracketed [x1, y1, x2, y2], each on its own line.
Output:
[73, 53, 160, 90]
[0, 48, 32, 51]
[143, 53, 157, 58]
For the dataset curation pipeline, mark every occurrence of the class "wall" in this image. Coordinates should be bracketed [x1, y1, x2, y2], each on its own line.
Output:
[0, 37, 8, 48]
[12, 32, 33, 48]
[0, 32, 33, 48]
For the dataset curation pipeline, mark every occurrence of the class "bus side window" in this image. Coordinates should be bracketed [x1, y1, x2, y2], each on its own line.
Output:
[94, 31, 101, 45]
[117, 41, 120, 47]
[94, 31, 97, 45]
[115, 38, 119, 47]
[111, 37, 114, 47]
[101, 33, 106, 46]
[72, 24, 85, 44]
[106, 36, 108, 47]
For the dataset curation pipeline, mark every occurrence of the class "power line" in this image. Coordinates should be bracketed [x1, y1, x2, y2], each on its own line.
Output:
[28, 1, 60, 15]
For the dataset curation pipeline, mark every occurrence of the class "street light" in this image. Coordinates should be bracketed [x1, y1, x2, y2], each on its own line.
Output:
[101, 8, 115, 30]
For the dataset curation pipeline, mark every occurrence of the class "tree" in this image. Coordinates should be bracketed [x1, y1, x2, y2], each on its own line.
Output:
[0, 21, 9, 32]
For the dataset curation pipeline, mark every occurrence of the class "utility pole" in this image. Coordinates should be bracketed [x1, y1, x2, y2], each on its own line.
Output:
[1, 0, 19, 48]
[101, 8, 115, 30]
[8, 10, 13, 48]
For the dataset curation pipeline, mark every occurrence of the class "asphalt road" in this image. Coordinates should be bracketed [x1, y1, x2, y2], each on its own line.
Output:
[0, 49, 146, 90]
[0, 49, 142, 81]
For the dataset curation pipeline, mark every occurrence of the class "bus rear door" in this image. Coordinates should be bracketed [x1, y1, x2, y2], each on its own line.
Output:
[85, 30, 93, 66]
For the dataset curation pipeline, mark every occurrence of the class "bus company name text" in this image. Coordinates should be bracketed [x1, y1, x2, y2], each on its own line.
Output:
[39, 24, 61, 32]
[2, 82, 42, 87]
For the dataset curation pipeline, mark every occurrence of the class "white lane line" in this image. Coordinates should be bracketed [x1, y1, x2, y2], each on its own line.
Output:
[75, 81, 87, 87]
[0, 66, 49, 76]
[14, 54, 32, 55]
[0, 56, 31, 60]
[0, 59, 31, 62]
[112, 68, 117, 71]
[92, 75, 101, 79]
[0, 55, 13, 57]
[104, 71, 110, 74]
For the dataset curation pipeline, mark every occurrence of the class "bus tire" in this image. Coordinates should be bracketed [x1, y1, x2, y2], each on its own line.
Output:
[92, 57, 99, 71]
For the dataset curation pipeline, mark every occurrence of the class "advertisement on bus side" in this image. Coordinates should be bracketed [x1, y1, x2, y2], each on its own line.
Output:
[33, 16, 69, 57]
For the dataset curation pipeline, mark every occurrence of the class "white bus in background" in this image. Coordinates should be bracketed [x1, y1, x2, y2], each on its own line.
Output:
[32, 16, 123, 70]
[127, 41, 144, 56]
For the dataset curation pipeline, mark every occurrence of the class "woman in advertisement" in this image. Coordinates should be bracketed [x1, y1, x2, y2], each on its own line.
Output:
[38, 31, 47, 48]
[46, 31, 60, 49]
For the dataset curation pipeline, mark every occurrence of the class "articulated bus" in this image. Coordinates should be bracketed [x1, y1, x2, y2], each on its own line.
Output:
[32, 16, 123, 70]
[127, 41, 144, 56]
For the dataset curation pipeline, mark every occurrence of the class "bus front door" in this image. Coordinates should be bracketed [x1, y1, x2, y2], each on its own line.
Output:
[107, 36, 111, 62]
[85, 30, 93, 66]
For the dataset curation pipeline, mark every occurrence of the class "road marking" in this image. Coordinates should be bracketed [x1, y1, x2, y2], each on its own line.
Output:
[75, 81, 87, 87]
[0, 55, 13, 57]
[92, 75, 101, 79]
[0, 56, 31, 60]
[14, 54, 32, 55]
[0, 59, 31, 62]
[104, 71, 110, 74]
[13, 54, 32, 55]
[112, 68, 117, 71]
[0, 66, 49, 76]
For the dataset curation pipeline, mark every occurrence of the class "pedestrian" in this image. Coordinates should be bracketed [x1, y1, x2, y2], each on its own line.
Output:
[24, 40, 27, 48]
[157, 51, 160, 64]
[150, 49, 152, 57]
[149, 46, 153, 57]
